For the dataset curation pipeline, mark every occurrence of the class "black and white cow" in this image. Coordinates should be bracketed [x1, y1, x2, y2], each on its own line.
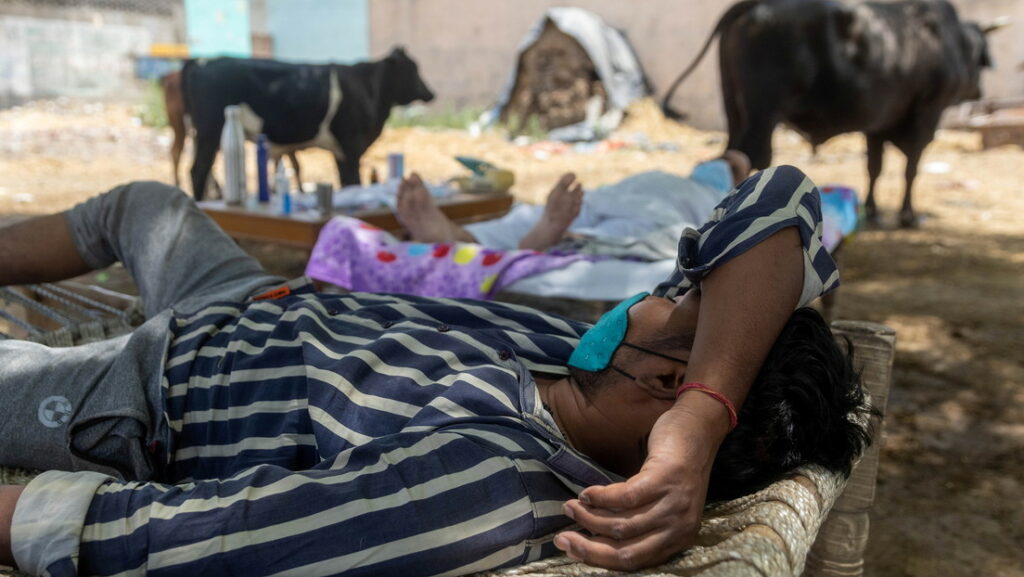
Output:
[181, 47, 434, 200]
[662, 0, 1001, 227]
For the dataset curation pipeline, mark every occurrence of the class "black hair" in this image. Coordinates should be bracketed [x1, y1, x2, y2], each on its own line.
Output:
[706, 307, 877, 501]
[568, 307, 876, 499]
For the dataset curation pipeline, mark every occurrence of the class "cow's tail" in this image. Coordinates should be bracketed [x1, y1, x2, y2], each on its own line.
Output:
[661, 0, 761, 121]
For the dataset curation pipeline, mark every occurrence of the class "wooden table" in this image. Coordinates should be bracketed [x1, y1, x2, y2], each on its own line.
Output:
[199, 191, 514, 249]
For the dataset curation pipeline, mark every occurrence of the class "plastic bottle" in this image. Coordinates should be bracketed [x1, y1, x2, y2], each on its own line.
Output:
[256, 134, 270, 204]
[221, 105, 247, 205]
[282, 187, 292, 215]
[275, 160, 292, 215]
[387, 153, 404, 182]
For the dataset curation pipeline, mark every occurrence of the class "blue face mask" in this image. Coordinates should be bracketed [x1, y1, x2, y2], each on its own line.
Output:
[568, 292, 649, 371]
[690, 159, 733, 193]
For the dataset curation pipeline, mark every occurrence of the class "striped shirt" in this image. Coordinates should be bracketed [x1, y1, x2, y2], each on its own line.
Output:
[14, 165, 838, 577]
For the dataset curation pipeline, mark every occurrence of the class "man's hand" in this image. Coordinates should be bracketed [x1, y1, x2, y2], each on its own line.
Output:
[554, 404, 721, 570]
[1, 485, 26, 566]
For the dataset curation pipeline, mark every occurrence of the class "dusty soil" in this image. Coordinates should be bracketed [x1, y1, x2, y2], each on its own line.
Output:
[1, 98, 1022, 576]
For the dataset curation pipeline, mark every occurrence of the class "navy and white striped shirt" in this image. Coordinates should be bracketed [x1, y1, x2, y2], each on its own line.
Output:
[14, 166, 838, 577]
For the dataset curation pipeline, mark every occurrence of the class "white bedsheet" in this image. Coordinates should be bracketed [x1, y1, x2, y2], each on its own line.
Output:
[503, 258, 677, 300]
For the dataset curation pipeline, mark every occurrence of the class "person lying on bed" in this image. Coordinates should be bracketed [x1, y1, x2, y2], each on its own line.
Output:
[0, 165, 870, 576]
[396, 151, 751, 260]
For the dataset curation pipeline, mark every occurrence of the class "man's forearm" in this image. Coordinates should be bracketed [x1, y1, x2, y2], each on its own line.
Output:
[554, 172, 824, 571]
[0, 214, 90, 286]
[672, 226, 804, 434]
[0, 485, 25, 566]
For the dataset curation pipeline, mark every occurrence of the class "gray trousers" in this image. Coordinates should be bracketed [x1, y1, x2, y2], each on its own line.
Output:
[0, 182, 283, 479]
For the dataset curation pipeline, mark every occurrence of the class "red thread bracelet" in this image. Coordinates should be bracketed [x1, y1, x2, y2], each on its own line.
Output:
[675, 382, 738, 431]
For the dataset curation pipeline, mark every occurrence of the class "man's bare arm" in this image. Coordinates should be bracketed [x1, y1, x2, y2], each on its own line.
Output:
[554, 226, 804, 570]
[0, 214, 90, 286]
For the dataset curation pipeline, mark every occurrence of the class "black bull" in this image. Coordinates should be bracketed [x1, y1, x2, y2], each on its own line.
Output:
[662, 0, 1000, 227]
[182, 48, 434, 200]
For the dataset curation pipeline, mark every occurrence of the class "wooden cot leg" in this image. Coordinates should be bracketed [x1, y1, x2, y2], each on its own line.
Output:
[805, 321, 896, 576]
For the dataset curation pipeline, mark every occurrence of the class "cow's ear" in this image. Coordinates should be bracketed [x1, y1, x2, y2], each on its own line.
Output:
[391, 46, 407, 57]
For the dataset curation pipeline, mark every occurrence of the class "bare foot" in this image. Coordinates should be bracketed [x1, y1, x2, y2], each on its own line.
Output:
[518, 173, 583, 251]
[396, 173, 459, 242]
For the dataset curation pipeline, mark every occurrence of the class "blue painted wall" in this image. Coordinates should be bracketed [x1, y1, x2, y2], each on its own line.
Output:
[267, 0, 369, 64]
[185, 0, 252, 58]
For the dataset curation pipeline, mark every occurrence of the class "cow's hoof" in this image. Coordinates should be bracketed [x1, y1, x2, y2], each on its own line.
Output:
[862, 208, 882, 229]
[898, 212, 920, 229]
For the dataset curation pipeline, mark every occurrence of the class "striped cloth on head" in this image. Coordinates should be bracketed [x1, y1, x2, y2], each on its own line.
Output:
[656, 165, 839, 307]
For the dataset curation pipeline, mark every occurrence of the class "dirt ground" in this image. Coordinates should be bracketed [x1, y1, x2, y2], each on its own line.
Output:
[1, 98, 1021, 575]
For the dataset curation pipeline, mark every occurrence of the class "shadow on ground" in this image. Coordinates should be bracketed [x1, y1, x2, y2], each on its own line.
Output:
[838, 226, 1024, 576]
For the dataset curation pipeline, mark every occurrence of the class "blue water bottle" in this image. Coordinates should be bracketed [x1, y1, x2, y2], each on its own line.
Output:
[256, 134, 270, 204]
[282, 188, 292, 215]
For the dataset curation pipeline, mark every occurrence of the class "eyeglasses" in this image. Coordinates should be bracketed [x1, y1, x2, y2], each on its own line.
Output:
[609, 341, 688, 381]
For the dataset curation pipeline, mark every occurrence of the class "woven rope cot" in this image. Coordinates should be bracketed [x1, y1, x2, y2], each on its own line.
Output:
[0, 289, 894, 577]
[0, 282, 142, 346]
[477, 321, 895, 577]
[474, 467, 844, 577]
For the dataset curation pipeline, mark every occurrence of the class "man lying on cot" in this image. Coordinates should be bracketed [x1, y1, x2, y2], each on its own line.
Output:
[0, 165, 871, 576]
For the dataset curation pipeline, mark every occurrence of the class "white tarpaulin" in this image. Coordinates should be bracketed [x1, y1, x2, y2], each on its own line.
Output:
[483, 7, 649, 139]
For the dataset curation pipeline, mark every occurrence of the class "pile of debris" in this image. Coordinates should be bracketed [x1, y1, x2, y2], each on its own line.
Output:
[502, 19, 608, 132]
[487, 7, 649, 140]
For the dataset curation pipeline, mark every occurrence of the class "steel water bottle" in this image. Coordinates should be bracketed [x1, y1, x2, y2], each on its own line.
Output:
[221, 105, 247, 204]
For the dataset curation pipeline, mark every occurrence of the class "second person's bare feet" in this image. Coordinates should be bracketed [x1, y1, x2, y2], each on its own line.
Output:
[396, 173, 461, 243]
[518, 173, 584, 251]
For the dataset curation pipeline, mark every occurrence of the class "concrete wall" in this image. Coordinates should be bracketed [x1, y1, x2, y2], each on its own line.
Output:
[184, 0, 252, 58]
[950, 0, 1024, 101]
[0, 0, 183, 108]
[266, 0, 369, 64]
[370, 0, 1024, 130]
